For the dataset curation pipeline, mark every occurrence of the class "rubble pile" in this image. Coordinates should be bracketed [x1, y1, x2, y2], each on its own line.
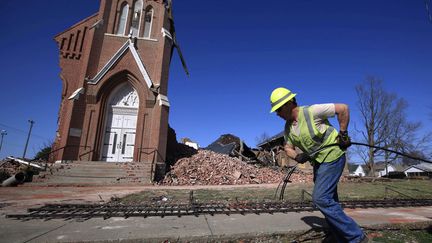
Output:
[0, 159, 21, 182]
[0, 157, 46, 184]
[162, 150, 313, 185]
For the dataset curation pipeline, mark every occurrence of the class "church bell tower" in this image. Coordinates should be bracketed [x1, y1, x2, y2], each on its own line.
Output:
[52, 0, 182, 181]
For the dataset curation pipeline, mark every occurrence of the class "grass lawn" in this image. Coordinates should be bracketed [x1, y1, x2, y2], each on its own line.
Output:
[222, 227, 432, 242]
[370, 228, 432, 243]
[118, 179, 432, 204]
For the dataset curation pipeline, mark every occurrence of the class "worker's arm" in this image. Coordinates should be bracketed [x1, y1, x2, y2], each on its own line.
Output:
[284, 143, 297, 159]
[284, 143, 310, 163]
[334, 103, 350, 132]
[334, 103, 352, 149]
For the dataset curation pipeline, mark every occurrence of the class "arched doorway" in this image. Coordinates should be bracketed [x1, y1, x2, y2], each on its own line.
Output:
[101, 83, 139, 162]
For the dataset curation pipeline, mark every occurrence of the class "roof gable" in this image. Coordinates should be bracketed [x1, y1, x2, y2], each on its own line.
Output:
[408, 162, 432, 172]
[347, 163, 358, 173]
[87, 38, 154, 88]
[257, 131, 284, 148]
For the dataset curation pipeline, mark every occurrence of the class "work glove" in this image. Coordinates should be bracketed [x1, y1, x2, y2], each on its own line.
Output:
[294, 153, 310, 164]
[337, 130, 352, 150]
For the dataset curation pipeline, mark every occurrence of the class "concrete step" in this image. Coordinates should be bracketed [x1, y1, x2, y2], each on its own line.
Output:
[36, 171, 149, 178]
[34, 171, 151, 179]
[46, 167, 152, 174]
[30, 174, 152, 184]
[28, 178, 152, 186]
[29, 160, 154, 186]
[45, 161, 152, 171]
[34, 175, 127, 181]
[48, 162, 153, 169]
[38, 172, 150, 179]
[42, 167, 151, 175]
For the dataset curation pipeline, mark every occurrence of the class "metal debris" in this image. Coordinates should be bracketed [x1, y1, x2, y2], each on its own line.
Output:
[7, 199, 432, 220]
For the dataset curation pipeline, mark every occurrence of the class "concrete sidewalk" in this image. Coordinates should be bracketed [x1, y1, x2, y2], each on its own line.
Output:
[1, 207, 432, 242]
[1, 185, 432, 242]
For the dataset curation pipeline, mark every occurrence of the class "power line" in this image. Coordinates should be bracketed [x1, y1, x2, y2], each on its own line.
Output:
[0, 122, 28, 134]
[0, 122, 52, 141]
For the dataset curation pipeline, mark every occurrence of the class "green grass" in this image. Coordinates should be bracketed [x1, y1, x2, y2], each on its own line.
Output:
[213, 228, 432, 242]
[338, 179, 432, 200]
[118, 179, 432, 204]
[371, 228, 432, 243]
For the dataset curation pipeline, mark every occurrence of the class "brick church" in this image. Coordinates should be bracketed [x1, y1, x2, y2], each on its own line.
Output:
[52, 0, 184, 180]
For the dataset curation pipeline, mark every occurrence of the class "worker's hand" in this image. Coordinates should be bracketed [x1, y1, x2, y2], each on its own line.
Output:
[337, 130, 351, 150]
[294, 153, 310, 164]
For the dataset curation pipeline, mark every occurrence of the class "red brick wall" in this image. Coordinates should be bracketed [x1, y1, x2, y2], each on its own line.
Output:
[53, 0, 174, 181]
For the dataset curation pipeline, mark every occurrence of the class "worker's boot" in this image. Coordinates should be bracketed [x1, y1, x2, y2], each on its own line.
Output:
[359, 234, 371, 243]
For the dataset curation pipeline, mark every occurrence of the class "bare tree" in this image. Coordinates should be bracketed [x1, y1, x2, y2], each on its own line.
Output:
[356, 77, 393, 175]
[355, 76, 431, 176]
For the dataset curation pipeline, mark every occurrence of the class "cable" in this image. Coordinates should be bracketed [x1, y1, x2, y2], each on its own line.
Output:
[277, 164, 298, 200]
[275, 141, 432, 200]
[308, 142, 432, 164]
[0, 122, 52, 141]
[351, 142, 432, 164]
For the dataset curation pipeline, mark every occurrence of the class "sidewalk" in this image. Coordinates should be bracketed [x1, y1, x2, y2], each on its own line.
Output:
[1, 185, 432, 242]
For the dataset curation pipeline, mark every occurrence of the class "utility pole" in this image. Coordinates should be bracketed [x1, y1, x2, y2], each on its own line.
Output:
[22, 120, 35, 159]
[0, 130, 7, 152]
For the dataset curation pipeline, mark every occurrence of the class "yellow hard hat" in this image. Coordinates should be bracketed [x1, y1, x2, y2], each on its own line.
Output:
[269, 87, 296, 113]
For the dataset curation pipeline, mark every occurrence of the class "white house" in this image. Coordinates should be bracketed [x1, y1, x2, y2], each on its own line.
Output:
[348, 164, 368, 177]
[181, 138, 199, 150]
[404, 163, 432, 177]
[184, 141, 199, 150]
[348, 163, 406, 177]
[373, 162, 406, 177]
[376, 164, 396, 177]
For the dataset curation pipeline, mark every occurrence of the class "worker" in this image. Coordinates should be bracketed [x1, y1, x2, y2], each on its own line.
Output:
[270, 87, 368, 243]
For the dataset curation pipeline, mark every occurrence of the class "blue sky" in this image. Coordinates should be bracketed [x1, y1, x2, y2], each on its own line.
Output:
[0, 0, 431, 160]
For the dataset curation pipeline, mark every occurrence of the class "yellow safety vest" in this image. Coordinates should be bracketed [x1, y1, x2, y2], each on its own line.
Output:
[285, 106, 344, 163]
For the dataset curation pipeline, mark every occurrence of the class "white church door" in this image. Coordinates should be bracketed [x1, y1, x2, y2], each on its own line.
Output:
[101, 83, 139, 162]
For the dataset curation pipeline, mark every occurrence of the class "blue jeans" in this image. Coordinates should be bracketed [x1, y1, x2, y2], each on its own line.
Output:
[313, 155, 364, 243]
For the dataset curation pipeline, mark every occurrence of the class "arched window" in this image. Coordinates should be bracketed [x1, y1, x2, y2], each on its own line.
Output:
[143, 7, 154, 39]
[116, 3, 129, 35]
[130, 0, 143, 37]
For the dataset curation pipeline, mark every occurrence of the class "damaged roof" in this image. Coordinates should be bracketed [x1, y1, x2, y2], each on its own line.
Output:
[257, 131, 284, 149]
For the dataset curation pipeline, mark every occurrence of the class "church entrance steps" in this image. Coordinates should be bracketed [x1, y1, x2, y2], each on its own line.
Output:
[27, 161, 154, 186]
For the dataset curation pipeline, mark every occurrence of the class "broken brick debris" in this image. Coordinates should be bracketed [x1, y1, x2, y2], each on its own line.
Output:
[161, 150, 313, 185]
[0, 159, 21, 183]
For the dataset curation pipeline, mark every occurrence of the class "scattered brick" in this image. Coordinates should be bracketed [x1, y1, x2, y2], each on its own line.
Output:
[161, 150, 313, 185]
